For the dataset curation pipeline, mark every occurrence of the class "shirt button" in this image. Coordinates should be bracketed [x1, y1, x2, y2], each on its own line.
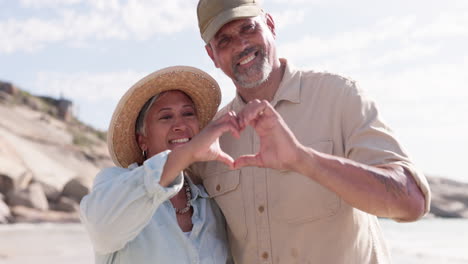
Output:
[258, 205, 265, 213]
[262, 252, 269, 260]
[216, 184, 221, 191]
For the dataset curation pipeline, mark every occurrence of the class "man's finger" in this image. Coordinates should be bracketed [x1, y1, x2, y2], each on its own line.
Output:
[234, 154, 262, 169]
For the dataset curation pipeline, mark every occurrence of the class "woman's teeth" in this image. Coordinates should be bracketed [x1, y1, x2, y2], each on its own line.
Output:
[170, 138, 189, 144]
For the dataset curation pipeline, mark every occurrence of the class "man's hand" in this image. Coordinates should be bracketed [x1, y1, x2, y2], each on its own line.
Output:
[234, 99, 303, 171]
[232, 100, 426, 221]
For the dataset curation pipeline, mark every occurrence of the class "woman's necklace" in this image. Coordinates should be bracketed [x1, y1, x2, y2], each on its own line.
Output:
[175, 178, 192, 214]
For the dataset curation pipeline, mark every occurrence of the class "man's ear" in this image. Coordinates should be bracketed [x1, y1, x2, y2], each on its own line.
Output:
[265, 13, 276, 38]
[205, 44, 220, 68]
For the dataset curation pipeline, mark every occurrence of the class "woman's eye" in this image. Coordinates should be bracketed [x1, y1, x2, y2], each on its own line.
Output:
[183, 111, 195, 117]
[159, 115, 172, 120]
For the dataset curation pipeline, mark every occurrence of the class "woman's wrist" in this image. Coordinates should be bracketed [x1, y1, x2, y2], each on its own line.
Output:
[159, 146, 192, 187]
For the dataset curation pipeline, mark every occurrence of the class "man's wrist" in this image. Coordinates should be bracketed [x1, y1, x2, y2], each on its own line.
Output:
[290, 144, 318, 177]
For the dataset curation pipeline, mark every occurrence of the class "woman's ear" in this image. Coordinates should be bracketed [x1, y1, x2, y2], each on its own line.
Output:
[136, 133, 147, 152]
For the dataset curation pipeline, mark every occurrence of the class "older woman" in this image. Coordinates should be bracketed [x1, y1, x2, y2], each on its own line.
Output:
[80, 66, 237, 263]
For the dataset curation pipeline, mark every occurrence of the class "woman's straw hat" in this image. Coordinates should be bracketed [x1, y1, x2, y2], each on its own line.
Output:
[108, 66, 221, 168]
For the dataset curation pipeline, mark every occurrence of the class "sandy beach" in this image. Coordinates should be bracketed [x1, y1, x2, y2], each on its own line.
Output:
[0, 223, 93, 264]
[1, 219, 468, 264]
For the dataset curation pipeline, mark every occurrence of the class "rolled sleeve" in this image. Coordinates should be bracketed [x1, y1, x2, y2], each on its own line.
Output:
[142, 150, 183, 201]
[342, 82, 431, 219]
[80, 150, 184, 254]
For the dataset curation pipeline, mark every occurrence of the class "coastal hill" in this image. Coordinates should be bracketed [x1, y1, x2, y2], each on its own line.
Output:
[0, 81, 112, 223]
[0, 80, 467, 223]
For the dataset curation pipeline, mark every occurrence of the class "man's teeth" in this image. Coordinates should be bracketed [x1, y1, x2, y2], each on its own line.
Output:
[171, 138, 189, 144]
[239, 54, 255, 65]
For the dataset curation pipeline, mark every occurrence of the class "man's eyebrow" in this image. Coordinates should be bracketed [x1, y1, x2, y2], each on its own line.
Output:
[214, 31, 226, 40]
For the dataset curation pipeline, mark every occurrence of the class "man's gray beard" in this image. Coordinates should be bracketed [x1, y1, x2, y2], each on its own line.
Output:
[233, 56, 272, 89]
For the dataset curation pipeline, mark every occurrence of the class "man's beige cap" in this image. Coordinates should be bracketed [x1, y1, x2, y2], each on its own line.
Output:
[197, 0, 263, 44]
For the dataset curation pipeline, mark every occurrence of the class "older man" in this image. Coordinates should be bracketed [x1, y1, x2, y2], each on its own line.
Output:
[195, 0, 431, 263]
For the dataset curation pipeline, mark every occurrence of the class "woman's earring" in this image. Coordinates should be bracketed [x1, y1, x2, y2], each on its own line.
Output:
[142, 150, 147, 160]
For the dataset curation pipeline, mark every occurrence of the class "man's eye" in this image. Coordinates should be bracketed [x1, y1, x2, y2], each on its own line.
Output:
[218, 37, 229, 48]
[243, 24, 255, 32]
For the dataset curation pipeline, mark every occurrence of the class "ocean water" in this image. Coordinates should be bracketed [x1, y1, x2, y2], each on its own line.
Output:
[0, 219, 467, 264]
[380, 218, 468, 264]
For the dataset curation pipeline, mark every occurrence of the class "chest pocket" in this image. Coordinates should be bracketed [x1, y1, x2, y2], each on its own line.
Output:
[203, 169, 247, 241]
[270, 139, 341, 224]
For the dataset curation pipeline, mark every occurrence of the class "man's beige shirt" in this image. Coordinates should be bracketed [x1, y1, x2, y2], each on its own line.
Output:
[195, 59, 431, 264]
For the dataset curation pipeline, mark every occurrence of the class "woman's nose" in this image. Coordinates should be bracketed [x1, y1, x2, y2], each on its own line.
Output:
[171, 117, 187, 131]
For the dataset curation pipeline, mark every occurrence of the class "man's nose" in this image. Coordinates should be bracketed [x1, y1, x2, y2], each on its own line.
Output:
[233, 37, 250, 53]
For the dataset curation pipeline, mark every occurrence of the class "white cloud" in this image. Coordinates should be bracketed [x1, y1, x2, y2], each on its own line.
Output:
[88, 0, 121, 10]
[271, 9, 306, 29]
[414, 12, 468, 38]
[0, 0, 199, 54]
[278, 10, 468, 74]
[271, 0, 328, 4]
[19, 0, 83, 8]
[369, 43, 439, 68]
[278, 15, 417, 63]
[121, 0, 196, 39]
[0, 18, 65, 53]
[33, 70, 146, 102]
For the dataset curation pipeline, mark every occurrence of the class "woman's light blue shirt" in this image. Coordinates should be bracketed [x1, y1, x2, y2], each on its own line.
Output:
[80, 151, 231, 264]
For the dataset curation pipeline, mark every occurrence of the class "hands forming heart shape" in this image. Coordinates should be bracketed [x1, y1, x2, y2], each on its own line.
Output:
[189, 99, 302, 172]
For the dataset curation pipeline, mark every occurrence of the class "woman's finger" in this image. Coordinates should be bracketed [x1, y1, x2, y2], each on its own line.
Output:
[216, 151, 234, 169]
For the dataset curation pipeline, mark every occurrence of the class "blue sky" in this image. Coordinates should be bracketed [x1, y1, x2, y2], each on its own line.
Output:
[1, 0, 467, 183]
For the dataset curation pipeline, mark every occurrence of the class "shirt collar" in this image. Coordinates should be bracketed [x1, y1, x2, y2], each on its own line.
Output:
[231, 58, 301, 111]
[184, 173, 209, 200]
[271, 58, 301, 107]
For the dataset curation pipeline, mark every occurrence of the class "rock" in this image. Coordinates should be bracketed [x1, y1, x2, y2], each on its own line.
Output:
[10, 205, 79, 223]
[50, 196, 79, 213]
[62, 176, 93, 203]
[0, 136, 33, 192]
[0, 195, 12, 224]
[0, 174, 14, 196]
[6, 182, 49, 211]
[21, 95, 43, 111]
[428, 176, 468, 218]
[0, 81, 18, 96]
[0, 90, 13, 102]
[38, 181, 62, 202]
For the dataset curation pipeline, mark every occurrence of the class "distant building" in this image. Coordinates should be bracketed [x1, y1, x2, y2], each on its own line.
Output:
[57, 98, 73, 122]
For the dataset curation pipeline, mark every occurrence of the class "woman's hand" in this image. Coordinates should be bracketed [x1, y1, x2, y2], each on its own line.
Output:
[160, 111, 240, 186]
[184, 111, 240, 168]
